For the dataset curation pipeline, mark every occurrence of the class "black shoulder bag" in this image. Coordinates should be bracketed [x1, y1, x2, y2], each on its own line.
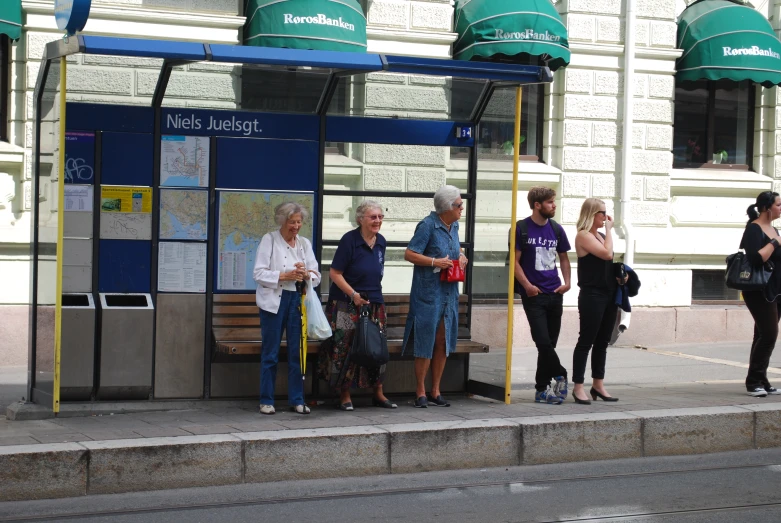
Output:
[725, 251, 774, 291]
[350, 305, 389, 368]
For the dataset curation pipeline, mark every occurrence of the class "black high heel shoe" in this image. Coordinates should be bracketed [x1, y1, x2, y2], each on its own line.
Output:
[572, 391, 591, 405]
[590, 387, 619, 402]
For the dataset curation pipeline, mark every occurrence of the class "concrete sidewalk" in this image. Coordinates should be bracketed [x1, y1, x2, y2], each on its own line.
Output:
[2, 342, 781, 502]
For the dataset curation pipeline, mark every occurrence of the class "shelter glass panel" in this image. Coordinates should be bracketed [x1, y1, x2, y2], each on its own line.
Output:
[31, 60, 65, 405]
[326, 73, 486, 121]
[161, 62, 242, 111]
[321, 194, 468, 244]
[240, 65, 332, 113]
[65, 53, 164, 106]
[452, 84, 543, 161]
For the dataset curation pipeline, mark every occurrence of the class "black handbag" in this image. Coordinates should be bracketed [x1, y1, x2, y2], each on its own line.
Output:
[350, 305, 389, 368]
[725, 251, 774, 291]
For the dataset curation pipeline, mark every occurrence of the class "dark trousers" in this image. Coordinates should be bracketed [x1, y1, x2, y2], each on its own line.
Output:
[572, 288, 618, 384]
[742, 290, 780, 391]
[521, 293, 567, 391]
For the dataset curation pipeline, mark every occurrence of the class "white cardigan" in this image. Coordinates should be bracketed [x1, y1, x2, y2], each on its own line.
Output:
[253, 230, 321, 314]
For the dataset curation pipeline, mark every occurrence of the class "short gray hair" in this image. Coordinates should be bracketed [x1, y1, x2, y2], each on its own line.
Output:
[355, 199, 383, 226]
[274, 202, 309, 226]
[434, 185, 461, 214]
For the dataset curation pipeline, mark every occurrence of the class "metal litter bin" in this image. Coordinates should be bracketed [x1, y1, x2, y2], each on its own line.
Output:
[60, 293, 96, 401]
[97, 293, 154, 400]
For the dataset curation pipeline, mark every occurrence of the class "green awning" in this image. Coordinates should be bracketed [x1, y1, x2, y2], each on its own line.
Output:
[0, 0, 21, 41]
[244, 0, 367, 53]
[677, 0, 781, 86]
[453, 0, 569, 71]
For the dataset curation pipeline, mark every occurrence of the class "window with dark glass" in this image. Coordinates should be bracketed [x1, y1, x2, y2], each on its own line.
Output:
[691, 269, 739, 302]
[673, 80, 754, 169]
[451, 83, 544, 161]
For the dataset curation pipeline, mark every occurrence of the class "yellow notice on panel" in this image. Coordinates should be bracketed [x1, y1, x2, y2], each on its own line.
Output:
[100, 186, 153, 213]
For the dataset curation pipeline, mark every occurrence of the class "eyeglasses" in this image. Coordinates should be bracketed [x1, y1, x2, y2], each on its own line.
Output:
[595, 211, 607, 216]
[452, 202, 464, 209]
[367, 214, 384, 221]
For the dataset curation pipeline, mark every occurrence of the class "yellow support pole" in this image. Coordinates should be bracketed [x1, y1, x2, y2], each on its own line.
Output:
[505, 86, 522, 405]
[53, 57, 67, 414]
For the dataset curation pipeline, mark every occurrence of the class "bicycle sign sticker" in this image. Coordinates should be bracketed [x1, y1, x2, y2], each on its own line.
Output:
[64, 132, 95, 184]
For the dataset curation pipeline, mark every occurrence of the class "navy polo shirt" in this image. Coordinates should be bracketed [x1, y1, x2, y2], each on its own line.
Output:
[328, 228, 386, 303]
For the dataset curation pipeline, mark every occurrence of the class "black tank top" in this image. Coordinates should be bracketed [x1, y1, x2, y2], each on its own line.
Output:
[577, 234, 616, 293]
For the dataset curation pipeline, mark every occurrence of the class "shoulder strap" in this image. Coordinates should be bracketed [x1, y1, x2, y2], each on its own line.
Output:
[517, 219, 528, 248]
[549, 219, 562, 244]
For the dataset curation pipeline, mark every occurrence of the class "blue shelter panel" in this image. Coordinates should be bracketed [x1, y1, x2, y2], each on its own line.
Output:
[161, 109, 319, 141]
[98, 240, 151, 293]
[216, 137, 318, 191]
[67, 103, 153, 133]
[64, 131, 95, 184]
[101, 132, 154, 186]
[209, 43, 384, 70]
[81, 36, 207, 61]
[326, 116, 475, 147]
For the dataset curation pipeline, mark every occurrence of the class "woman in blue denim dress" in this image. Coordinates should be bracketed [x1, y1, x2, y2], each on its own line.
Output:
[402, 185, 469, 408]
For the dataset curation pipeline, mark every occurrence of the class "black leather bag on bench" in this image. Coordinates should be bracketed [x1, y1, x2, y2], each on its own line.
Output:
[350, 305, 389, 368]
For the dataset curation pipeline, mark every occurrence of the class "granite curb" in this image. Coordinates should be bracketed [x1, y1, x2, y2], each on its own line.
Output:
[2, 404, 781, 502]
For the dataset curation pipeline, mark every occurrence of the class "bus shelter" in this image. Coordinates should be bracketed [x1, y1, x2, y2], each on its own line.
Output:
[27, 35, 553, 413]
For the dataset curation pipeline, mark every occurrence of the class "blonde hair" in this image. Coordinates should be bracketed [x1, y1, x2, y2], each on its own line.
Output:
[576, 198, 606, 232]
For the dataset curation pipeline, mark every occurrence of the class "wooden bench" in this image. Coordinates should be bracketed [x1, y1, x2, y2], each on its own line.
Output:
[212, 294, 489, 356]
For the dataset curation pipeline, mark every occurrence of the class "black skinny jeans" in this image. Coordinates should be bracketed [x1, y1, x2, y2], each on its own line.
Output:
[742, 290, 780, 391]
[520, 293, 568, 391]
[572, 288, 618, 384]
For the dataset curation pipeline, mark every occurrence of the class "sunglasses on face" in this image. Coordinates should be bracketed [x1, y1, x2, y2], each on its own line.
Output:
[367, 214, 384, 221]
[452, 202, 464, 209]
[595, 211, 607, 216]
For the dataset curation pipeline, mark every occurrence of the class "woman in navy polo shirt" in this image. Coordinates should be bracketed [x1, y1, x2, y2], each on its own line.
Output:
[317, 200, 396, 411]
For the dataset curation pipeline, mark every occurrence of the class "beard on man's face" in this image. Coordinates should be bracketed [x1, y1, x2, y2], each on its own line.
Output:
[540, 207, 555, 219]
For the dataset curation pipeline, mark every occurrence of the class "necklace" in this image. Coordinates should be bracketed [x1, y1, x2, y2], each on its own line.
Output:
[362, 233, 376, 248]
[439, 216, 451, 229]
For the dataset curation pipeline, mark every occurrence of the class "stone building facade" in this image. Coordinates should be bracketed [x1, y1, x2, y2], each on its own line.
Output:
[0, 0, 776, 364]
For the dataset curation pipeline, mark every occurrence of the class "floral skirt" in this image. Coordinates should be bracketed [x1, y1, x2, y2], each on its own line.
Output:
[317, 299, 387, 391]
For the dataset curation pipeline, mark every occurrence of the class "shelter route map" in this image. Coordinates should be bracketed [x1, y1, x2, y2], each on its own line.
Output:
[160, 135, 210, 187]
[159, 189, 208, 241]
[217, 191, 314, 290]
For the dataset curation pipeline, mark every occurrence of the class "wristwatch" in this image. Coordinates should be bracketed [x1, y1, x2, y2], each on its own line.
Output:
[772, 238, 780, 249]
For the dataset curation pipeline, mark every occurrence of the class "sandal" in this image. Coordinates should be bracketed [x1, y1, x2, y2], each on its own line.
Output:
[290, 404, 311, 414]
[372, 398, 397, 409]
[259, 404, 275, 415]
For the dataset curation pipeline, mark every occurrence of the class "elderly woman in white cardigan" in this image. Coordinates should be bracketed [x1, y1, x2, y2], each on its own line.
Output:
[253, 202, 320, 415]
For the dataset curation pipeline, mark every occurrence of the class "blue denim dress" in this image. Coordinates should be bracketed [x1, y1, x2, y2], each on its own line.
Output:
[402, 212, 461, 358]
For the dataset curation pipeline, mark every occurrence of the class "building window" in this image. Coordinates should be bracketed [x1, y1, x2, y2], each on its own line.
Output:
[673, 80, 754, 169]
[451, 84, 544, 161]
[0, 35, 8, 142]
[691, 269, 740, 302]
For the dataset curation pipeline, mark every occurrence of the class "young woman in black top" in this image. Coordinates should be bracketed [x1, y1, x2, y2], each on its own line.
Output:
[571, 198, 626, 405]
[740, 191, 781, 397]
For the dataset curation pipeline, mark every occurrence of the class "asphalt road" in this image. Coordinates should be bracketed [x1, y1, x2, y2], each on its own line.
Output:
[2, 449, 780, 523]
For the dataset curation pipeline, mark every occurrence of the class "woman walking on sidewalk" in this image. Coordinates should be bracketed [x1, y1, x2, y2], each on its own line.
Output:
[571, 198, 624, 405]
[740, 191, 781, 397]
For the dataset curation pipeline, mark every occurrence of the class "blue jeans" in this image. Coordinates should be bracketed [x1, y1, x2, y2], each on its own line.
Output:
[259, 290, 304, 406]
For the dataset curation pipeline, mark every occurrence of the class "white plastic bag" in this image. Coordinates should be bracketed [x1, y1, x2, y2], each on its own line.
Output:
[305, 279, 332, 340]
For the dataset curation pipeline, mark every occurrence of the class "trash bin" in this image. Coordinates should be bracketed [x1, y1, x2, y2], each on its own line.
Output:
[61, 293, 96, 401]
[97, 293, 154, 400]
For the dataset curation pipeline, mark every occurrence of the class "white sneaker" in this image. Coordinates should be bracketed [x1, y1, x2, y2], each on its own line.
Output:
[748, 387, 768, 397]
[259, 404, 276, 415]
[766, 387, 781, 395]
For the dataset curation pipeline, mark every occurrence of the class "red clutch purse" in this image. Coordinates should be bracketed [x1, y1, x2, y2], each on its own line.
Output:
[440, 263, 465, 282]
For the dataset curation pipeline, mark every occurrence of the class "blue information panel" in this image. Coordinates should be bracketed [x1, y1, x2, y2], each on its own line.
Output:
[98, 240, 151, 293]
[101, 132, 154, 186]
[64, 131, 95, 184]
[216, 137, 318, 191]
[162, 108, 319, 141]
